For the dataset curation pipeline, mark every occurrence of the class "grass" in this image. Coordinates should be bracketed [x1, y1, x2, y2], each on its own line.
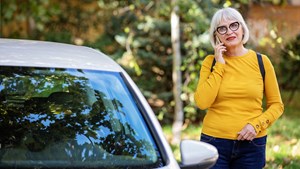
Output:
[162, 91, 300, 169]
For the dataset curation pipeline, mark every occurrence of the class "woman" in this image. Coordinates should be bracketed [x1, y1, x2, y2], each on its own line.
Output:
[194, 7, 284, 169]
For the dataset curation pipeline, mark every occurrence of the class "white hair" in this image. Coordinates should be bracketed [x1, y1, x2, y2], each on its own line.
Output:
[209, 7, 250, 48]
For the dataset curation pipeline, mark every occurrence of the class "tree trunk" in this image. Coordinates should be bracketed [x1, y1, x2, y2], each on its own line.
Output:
[171, 2, 183, 145]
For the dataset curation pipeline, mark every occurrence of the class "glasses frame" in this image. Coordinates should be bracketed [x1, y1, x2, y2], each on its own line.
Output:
[215, 22, 240, 35]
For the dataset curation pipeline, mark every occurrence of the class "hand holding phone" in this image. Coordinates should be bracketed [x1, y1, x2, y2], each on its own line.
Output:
[214, 36, 226, 64]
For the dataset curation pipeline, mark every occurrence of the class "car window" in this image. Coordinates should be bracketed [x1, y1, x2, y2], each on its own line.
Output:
[0, 66, 163, 169]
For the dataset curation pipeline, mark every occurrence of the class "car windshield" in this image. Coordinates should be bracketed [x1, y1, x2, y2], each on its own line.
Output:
[0, 66, 163, 169]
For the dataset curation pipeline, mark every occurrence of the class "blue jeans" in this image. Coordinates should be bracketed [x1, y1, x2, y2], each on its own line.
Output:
[200, 133, 267, 169]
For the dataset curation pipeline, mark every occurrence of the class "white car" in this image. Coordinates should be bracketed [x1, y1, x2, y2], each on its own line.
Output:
[0, 39, 218, 169]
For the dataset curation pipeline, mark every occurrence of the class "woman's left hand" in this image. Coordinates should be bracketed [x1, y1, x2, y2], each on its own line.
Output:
[237, 124, 257, 141]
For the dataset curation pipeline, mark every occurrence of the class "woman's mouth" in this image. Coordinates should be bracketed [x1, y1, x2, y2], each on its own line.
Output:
[226, 36, 236, 41]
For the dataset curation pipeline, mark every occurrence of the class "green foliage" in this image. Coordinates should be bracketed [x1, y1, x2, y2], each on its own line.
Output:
[279, 34, 300, 89]
[1, 0, 61, 38]
[278, 34, 300, 104]
[44, 31, 72, 43]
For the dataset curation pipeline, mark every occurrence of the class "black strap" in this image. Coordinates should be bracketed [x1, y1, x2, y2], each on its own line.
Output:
[210, 52, 265, 82]
[210, 59, 216, 72]
[256, 53, 265, 82]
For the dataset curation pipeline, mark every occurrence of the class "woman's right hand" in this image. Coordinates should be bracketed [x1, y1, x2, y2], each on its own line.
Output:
[214, 42, 226, 64]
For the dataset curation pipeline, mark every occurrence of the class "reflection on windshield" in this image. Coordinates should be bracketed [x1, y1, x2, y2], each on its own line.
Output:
[0, 67, 162, 169]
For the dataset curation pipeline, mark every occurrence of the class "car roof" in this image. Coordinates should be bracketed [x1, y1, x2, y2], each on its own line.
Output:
[0, 38, 123, 72]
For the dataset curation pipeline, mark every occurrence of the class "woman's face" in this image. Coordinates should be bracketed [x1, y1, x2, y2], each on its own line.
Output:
[215, 19, 244, 48]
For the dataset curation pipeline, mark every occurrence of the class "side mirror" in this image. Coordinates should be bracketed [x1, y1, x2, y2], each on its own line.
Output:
[179, 140, 218, 169]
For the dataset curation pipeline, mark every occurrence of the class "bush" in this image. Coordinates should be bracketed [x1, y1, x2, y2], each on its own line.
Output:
[278, 34, 300, 103]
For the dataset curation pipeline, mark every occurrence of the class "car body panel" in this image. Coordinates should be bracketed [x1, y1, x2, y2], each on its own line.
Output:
[0, 39, 121, 72]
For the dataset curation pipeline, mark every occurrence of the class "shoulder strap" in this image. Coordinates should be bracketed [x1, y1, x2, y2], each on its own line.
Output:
[256, 52, 265, 82]
[210, 58, 216, 72]
[210, 53, 265, 82]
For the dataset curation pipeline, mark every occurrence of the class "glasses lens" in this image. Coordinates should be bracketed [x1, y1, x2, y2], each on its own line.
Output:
[217, 26, 227, 35]
[229, 22, 239, 31]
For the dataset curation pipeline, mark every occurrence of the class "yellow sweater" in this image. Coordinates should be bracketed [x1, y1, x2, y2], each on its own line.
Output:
[194, 50, 284, 139]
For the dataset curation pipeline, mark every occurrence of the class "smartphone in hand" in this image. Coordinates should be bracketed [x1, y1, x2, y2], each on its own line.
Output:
[215, 36, 222, 45]
[214, 36, 226, 64]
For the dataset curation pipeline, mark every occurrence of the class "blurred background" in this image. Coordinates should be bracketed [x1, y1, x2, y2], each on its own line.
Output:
[1, 0, 300, 168]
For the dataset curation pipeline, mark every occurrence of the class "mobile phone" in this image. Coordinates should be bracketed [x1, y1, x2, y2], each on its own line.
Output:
[215, 36, 221, 45]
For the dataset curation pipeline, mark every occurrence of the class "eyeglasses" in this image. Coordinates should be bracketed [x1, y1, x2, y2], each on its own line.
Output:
[215, 22, 240, 35]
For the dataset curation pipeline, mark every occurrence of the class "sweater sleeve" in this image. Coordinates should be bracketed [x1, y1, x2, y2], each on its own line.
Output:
[248, 55, 284, 133]
[194, 55, 225, 110]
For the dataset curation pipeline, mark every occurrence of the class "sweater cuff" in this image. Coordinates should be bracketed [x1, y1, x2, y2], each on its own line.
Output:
[249, 118, 271, 134]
